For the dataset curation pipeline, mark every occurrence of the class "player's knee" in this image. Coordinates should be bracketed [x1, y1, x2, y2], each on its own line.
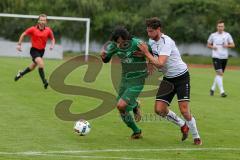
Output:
[35, 58, 44, 67]
[216, 70, 223, 76]
[155, 102, 168, 117]
[117, 103, 127, 112]
[155, 107, 167, 117]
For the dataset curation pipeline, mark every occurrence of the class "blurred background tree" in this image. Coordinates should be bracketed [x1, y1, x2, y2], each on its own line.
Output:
[0, 0, 239, 52]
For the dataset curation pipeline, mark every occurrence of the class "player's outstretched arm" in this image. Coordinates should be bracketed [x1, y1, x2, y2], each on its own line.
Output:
[16, 32, 26, 52]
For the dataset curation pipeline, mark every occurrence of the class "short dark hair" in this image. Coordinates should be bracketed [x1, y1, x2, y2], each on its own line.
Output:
[217, 20, 224, 24]
[110, 26, 131, 42]
[146, 17, 162, 29]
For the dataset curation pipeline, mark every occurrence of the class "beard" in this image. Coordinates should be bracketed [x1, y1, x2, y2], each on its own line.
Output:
[151, 34, 160, 41]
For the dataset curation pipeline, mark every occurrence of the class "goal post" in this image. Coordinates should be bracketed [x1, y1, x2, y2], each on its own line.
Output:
[0, 13, 90, 59]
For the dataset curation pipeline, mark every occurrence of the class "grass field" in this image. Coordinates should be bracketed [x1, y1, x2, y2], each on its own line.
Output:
[0, 56, 240, 160]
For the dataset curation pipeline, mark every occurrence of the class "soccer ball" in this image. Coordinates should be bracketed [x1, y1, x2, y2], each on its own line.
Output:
[74, 119, 91, 136]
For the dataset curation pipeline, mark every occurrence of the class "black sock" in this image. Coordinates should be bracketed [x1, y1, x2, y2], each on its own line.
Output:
[38, 68, 47, 84]
[20, 67, 31, 76]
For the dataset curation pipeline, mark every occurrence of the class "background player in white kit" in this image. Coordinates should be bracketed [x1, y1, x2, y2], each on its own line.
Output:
[207, 20, 235, 97]
[138, 17, 202, 145]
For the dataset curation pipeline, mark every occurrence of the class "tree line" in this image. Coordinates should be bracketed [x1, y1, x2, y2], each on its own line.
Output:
[0, 0, 239, 53]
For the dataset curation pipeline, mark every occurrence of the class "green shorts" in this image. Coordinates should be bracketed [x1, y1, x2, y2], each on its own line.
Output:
[117, 78, 145, 111]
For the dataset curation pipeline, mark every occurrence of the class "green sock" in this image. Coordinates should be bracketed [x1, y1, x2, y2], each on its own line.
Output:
[120, 111, 140, 133]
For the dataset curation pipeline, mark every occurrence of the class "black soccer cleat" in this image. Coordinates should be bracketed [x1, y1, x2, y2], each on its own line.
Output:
[210, 89, 214, 96]
[131, 130, 142, 139]
[221, 92, 227, 98]
[14, 71, 22, 81]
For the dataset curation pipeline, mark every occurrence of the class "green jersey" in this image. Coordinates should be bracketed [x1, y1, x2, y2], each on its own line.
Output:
[105, 38, 149, 79]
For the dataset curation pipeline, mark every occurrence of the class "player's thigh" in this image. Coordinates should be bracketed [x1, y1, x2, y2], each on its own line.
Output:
[35, 57, 44, 67]
[117, 80, 127, 99]
[176, 84, 190, 103]
[123, 85, 144, 111]
[221, 59, 228, 73]
[212, 58, 223, 75]
[156, 79, 175, 107]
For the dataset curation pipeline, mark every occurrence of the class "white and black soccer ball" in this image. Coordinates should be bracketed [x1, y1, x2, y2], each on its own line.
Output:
[74, 119, 91, 136]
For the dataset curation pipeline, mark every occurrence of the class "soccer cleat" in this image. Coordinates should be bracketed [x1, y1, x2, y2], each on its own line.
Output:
[194, 138, 202, 145]
[133, 101, 141, 122]
[14, 71, 22, 81]
[221, 93, 227, 98]
[210, 89, 214, 96]
[131, 130, 142, 139]
[181, 123, 189, 141]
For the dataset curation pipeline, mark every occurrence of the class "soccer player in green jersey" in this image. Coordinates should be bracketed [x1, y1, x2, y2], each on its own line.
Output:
[101, 26, 150, 139]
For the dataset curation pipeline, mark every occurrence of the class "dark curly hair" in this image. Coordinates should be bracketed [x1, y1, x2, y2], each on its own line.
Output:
[110, 26, 131, 42]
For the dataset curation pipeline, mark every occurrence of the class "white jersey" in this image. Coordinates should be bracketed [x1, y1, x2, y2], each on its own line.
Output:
[207, 31, 234, 59]
[149, 34, 188, 78]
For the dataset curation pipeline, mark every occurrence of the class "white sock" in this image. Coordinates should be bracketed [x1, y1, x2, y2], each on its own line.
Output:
[216, 75, 224, 94]
[186, 117, 200, 139]
[211, 76, 217, 91]
[165, 110, 185, 127]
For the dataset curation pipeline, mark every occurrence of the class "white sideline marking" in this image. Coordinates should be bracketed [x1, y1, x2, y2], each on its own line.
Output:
[1, 148, 240, 155]
[0, 148, 240, 160]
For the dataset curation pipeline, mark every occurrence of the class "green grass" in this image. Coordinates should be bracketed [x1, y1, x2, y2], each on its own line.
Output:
[0, 56, 240, 160]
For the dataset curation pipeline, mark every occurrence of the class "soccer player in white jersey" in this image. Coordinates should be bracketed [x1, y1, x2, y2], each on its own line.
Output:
[137, 17, 202, 145]
[207, 20, 235, 97]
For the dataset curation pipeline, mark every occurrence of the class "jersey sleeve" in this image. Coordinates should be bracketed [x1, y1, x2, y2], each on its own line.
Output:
[227, 33, 234, 44]
[24, 27, 34, 36]
[48, 28, 54, 40]
[207, 34, 213, 44]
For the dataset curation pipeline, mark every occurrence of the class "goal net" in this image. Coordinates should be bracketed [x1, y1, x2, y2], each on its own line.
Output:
[0, 13, 90, 59]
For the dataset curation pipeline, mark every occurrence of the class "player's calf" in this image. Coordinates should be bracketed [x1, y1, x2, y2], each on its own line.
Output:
[133, 101, 141, 122]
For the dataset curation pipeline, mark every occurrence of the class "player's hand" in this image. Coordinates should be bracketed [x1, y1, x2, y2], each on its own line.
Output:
[16, 44, 22, 52]
[223, 44, 228, 48]
[133, 50, 145, 57]
[138, 42, 149, 55]
[100, 50, 107, 59]
[147, 63, 156, 75]
[212, 46, 217, 50]
[50, 45, 54, 50]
